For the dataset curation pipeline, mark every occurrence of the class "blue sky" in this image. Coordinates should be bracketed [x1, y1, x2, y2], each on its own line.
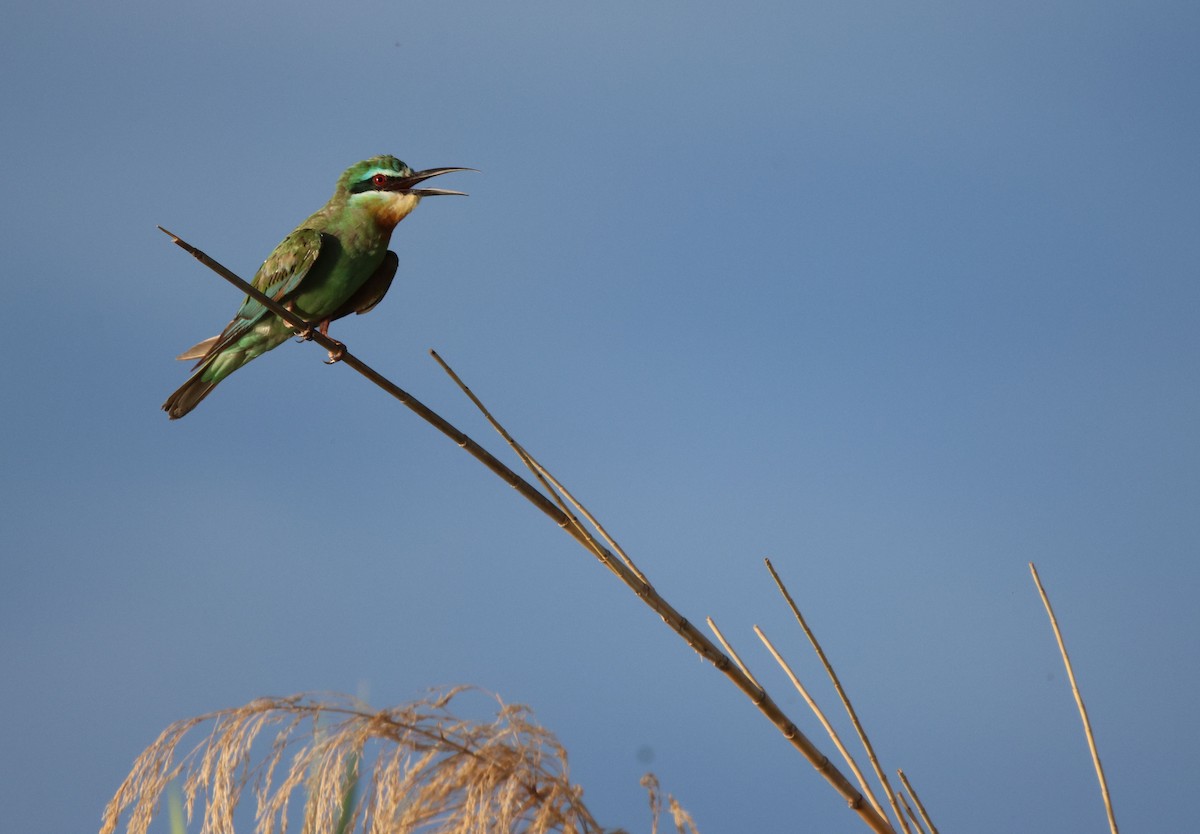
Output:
[2, 1, 1198, 831]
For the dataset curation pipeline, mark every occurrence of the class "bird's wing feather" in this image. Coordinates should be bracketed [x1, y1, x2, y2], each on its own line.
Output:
[194, 228, 325, 363]
[240, 228, 325, 320]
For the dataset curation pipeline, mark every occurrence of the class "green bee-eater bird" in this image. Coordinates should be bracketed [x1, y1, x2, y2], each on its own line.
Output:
[163, 155, 469, 419]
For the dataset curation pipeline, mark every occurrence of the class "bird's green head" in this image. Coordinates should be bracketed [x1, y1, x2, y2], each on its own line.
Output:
[339, 155, 470, 228]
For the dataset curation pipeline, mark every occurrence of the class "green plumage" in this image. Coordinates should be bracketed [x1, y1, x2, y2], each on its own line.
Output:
[163, 156, 466, 419]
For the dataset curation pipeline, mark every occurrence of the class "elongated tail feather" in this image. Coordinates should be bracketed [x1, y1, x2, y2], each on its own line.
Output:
[162, 341, 258, 419]
[176, 335, 220, 362]
[162, 364, 221, 419]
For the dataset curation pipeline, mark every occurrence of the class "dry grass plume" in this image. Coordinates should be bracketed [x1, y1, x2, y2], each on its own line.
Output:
[101, 688, 690, 834]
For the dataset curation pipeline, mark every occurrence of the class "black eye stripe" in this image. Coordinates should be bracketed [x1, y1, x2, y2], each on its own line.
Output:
[350, 173, 400, 194]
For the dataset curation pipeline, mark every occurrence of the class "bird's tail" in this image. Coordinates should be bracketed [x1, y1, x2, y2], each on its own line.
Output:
[162, 359, 222, 419]
[162, 344, 252, 419]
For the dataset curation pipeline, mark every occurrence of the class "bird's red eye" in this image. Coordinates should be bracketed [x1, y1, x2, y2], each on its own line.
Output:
[372, 173, 388, 188]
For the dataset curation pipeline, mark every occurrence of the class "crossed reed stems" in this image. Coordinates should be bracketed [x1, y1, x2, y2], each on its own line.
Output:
[126, 228, 1119, 834]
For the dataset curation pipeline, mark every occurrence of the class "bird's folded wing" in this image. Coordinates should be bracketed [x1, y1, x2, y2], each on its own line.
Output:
[206, 228, 325, 354]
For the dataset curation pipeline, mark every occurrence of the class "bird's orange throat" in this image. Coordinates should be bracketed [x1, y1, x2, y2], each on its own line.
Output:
[365, 191, 421, 229]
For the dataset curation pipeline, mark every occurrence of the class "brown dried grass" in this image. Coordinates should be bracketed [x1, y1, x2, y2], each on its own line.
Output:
[101, 688, 688, 834]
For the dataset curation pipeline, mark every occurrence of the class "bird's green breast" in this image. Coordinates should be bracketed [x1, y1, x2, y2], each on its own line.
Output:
[289, 235, 387, 319]
[289, 204, 392, 319]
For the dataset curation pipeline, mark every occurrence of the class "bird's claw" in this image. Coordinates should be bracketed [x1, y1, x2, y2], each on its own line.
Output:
[324, 341, 347, 364]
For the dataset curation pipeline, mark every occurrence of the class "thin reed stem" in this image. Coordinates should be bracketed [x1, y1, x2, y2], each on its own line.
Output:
[764, 558, 910, 834]
[896, 791, 924, 834]
[158, 227, 576, 542]
[162, 229, 896, 834]
[897, 770, 937, 834]
[1029, 562, 1119, 834]
[427, 350, 895, 833]
[705, 618, 764, 693]
[754, 626, 886, 822]
[429, 349, 649, 586]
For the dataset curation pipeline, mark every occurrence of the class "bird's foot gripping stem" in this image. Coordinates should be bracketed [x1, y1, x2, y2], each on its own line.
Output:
[285, 315, 342, 362]
[324, 340, 347, 364]
[292, 318, 330, 341]
[288, 306, 315, 343]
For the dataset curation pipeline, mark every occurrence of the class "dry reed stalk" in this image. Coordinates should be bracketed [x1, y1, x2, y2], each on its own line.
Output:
[896, 791, 924, 834]
[429, 351, 893, 834]
[159, 231, 897, 834]
[428, 349, 649, 586]
[764, 558, 910, 833]
[102, 689, 612, 834]
[753, 626, 886, 821]
[156, 228, 578, 552]
[896, 770, 936, 834]
[666, 797, 699, 834]
[641, 774, 662, 834]
[1029, 562, 1120, 834]
[640, 775, 698, 834]
[704, 617, 764, 693]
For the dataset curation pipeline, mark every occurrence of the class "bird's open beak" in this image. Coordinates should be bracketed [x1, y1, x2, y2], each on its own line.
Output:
[393, 167, 475, 197]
